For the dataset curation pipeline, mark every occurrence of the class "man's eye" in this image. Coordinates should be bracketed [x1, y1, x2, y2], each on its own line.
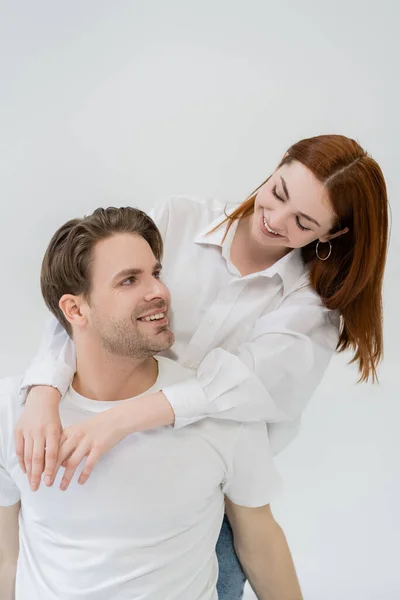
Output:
[121, 277, 136, 286]
[153, 271, 161, 279]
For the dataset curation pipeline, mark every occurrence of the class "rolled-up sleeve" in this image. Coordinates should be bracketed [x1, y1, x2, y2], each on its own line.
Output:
[20, 315, 76, 398]
[163, 291, 339, 446]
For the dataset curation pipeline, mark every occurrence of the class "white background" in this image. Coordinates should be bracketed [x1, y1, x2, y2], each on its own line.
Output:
[0, 1, 399, 598]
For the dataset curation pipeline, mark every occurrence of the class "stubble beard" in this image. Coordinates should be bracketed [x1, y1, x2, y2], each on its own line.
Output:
[93, 315, 175, 359]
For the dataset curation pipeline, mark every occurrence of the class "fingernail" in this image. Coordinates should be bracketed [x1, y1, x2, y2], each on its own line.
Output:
[60, 482, 67, 491]
[45, 476, 52, 486]
[31, 482, 38, 491]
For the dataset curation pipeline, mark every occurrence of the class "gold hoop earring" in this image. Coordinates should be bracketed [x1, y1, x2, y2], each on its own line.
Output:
[316, 240, 332, 261]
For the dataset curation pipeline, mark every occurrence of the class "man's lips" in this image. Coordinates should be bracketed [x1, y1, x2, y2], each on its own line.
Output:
[137, 308, 169, 323]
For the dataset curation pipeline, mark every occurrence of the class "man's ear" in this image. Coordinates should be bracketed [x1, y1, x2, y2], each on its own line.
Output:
[59, 294, 89, 330]
[319, 226, 350, 243]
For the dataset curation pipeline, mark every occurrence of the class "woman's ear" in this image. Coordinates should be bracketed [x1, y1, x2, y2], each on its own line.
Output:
[320, 226, 349, 243]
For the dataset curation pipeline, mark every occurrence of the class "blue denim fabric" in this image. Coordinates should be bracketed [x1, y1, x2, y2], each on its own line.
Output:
[216, 515, 247, 600]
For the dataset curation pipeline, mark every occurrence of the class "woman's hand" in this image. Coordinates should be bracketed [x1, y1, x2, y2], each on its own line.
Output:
[56, 405, 129, 490]
[57, 391, 175, 490]
[14, 386, 62, 491]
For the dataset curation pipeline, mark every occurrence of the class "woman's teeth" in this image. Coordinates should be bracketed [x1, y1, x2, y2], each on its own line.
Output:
[263, 217, 279, 235]
[142, 312, 165, 322]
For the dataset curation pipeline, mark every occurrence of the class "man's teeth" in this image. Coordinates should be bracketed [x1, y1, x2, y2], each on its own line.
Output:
[263, 217, 279, 235]
[142, 312, 165, 322]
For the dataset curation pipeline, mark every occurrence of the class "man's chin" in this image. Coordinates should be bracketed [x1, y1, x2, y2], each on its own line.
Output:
[150, 329, 175, 352]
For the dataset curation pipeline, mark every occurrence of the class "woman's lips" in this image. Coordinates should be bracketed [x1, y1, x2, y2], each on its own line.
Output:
[260, 212, 284, 238]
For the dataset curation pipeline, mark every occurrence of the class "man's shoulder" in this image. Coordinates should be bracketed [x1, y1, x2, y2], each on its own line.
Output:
[181, 420, 270, 467]
[0, 376, 22, 404]
[0, 376, 23, 430]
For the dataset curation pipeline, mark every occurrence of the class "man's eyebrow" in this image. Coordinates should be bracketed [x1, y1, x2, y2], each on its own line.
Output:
[112, 262, 163, 281]
[280, 176, 321, 227]
[112, 268, 142, 281]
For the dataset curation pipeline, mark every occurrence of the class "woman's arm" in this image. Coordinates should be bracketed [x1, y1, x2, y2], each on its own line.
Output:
[20, 314, 76, 398]
[164, 291, 339, 435]
[15, 315, 75, 489]
[56, 290, 339, 490]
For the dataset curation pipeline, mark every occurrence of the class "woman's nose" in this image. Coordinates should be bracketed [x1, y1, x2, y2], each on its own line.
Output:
[268, 210, 287, 232]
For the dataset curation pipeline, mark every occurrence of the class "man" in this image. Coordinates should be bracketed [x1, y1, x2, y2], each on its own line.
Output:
[0, 207, 302, 599]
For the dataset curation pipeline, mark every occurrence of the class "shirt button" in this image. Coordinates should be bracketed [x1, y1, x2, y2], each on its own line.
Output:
[183, 361, 196, 369]
[208, 319, 213, 325]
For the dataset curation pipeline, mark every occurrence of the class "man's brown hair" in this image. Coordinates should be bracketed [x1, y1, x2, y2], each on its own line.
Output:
[41, 207, 163, 335]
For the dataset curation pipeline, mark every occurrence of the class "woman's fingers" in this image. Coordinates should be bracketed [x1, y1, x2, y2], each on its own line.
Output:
[30, 436, 46, 491]
[59, 444, 89, 491]
[14, 427, 26, 474]
[77, 449, 101, 485]
[44, 426, 62, 486]
[14, 387, 63, 487]
[24, 436, 34, 482]
[56, 436, 76, 471]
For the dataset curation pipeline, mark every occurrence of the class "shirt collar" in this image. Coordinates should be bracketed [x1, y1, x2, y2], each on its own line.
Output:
[194, 212, 228, 247]
[194, 212, 310, 295]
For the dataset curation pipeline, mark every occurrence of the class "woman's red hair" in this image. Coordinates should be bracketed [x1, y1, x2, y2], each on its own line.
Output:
[219, 135, 389, 382]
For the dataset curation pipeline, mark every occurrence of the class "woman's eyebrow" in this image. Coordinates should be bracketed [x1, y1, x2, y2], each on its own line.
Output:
[280, 176, 321, 227]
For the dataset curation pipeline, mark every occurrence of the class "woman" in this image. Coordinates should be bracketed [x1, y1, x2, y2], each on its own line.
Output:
[15, 134, 388, 600]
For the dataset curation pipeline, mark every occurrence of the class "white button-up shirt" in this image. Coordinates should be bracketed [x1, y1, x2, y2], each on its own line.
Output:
[22, 196, 339, 454]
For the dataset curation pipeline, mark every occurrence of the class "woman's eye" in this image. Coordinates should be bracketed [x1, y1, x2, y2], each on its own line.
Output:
[153, 270, 161, 279]
[272, 185, 285, 202]
[296, 217, 310, 232]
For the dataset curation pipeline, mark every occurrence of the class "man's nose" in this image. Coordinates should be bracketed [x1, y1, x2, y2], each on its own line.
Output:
[144, 278, 169, 302]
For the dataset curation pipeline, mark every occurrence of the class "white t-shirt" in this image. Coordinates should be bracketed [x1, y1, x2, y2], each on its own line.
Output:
[0, 358, 280, 600]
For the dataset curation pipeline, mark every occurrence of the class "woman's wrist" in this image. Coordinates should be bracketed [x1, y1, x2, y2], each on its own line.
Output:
[117, 391, 175, 436]
[26, 385, 62, 405]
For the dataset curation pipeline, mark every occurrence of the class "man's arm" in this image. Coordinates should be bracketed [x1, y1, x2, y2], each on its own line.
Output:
[0, 502, 20, 600]
[225, 499, 303, 600]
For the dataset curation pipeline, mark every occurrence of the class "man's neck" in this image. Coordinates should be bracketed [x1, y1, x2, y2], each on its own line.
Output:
[72, 341, 159, 401]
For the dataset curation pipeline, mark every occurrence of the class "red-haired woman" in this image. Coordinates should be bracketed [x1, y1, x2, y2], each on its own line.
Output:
[15, 134, 389, 599]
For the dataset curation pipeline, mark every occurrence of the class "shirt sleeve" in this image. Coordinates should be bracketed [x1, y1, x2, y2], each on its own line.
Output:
[149, 198, 171, 240]
[222, 422, 281, 507]
[19, 315, 76, 398]
[163, 289, 339, 447]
